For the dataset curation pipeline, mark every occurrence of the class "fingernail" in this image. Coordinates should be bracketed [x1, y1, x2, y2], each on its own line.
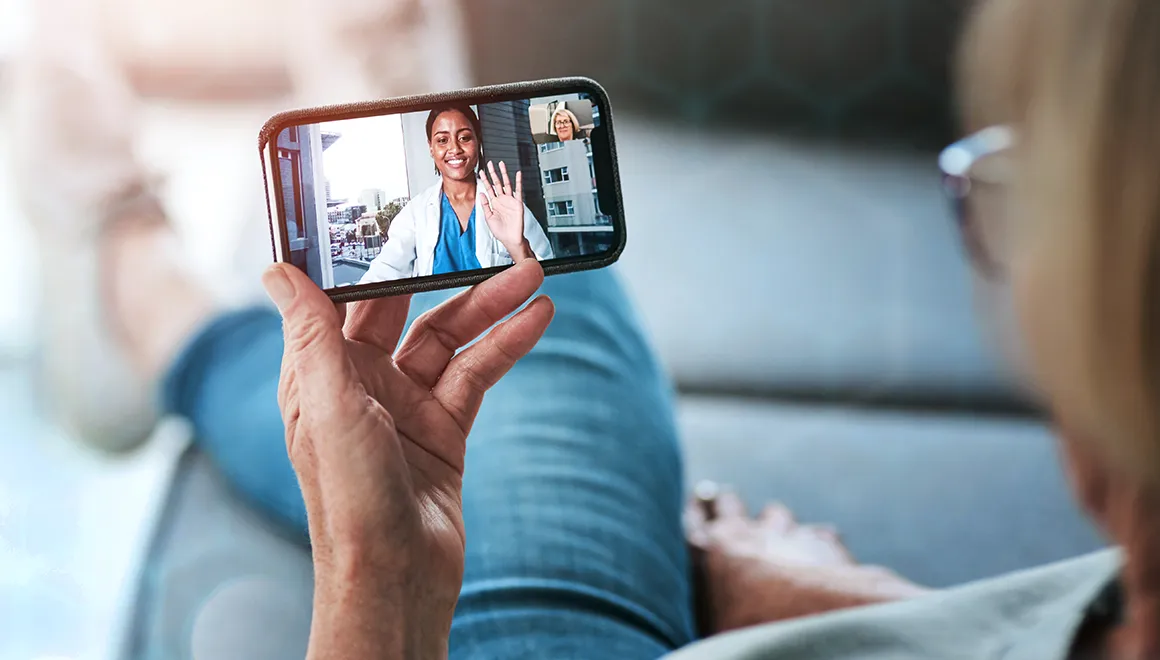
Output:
[694, 481, 720, 520]
[694, 480, 719, 497]
[694, 481, 720, 504]
[262, 265, 296, 311]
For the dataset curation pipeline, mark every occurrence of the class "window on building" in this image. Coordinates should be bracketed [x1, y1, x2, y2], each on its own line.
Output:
[543, 167, 570, 185]
[540, 142, 565, 153]
[547, 200, 575, 217]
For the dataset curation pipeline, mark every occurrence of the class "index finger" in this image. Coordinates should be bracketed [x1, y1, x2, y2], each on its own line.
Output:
[478, 168, 497, 199]
[394, 259, 546, 389]
[499, 160, 512, 196]
[487, 161, 506, 197]
[343, 294, 413, 355]
[432, 294, 554, 432]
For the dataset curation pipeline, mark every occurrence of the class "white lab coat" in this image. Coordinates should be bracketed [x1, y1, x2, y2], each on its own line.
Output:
[359, 179, 555, 284]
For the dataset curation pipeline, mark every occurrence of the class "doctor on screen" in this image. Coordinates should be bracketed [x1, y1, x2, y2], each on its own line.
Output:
[359, 105, 554, 284]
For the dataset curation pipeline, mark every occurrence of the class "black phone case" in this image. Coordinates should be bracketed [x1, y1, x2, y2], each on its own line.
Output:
[258, 77, 626, 303]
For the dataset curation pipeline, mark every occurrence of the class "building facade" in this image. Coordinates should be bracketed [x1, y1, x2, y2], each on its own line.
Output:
[531, 93, 614, 258]
[359, 188, 387, 211]
[477, 100, 548, 232]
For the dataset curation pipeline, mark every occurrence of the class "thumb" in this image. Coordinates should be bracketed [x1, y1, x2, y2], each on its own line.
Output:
[263, 264, 358, 406]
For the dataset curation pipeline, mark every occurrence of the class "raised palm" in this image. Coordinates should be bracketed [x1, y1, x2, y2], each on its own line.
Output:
[479, 160, 527, 254]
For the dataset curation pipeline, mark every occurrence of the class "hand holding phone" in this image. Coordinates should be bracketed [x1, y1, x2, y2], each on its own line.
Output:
[259, 77, 625, 301]
[263, 253, 554, 658]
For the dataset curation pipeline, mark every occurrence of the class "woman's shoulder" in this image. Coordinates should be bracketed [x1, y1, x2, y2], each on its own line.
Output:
[395, 182, 439, 208]
[395, 183, 442, 214]
[418, 180, 444, 200]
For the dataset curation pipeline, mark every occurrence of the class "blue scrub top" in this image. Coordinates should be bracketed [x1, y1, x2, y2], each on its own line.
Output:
[433, 192, 483, 275]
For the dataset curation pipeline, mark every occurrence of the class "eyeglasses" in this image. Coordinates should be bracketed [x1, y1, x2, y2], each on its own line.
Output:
[939, 125, 1016, 279]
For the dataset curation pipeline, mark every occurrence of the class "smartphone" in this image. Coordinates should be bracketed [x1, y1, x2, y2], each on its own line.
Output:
[259, 77, 625, 301]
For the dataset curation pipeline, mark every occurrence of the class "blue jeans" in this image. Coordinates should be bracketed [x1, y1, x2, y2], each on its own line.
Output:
[161, 268, 696, 658]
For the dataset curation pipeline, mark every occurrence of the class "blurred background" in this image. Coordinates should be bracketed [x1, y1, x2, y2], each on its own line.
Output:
[0, 0, 969, 354]
[0, 1, 1107, 659]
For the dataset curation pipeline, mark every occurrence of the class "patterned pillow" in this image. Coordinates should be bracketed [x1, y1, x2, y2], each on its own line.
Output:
[463, 0, 969, 147]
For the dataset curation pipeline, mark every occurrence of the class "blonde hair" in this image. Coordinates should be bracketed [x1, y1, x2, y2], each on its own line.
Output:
[958, 0, 1160, 481]
[551, 107, 581, 137]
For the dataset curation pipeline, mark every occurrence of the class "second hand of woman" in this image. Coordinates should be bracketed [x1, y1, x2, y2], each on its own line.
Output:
[479, 160, 534, 262]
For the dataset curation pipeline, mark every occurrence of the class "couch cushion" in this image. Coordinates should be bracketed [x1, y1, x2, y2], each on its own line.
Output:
[612, 117, 1023, 407]
[129, 395, 1104, 657]
[126, 450, 313, 660]
[678, 396, 1106, 588]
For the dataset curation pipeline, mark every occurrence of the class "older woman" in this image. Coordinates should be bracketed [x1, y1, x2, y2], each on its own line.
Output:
[674, 0, 1159, 655]
[551, 106, 584, 142]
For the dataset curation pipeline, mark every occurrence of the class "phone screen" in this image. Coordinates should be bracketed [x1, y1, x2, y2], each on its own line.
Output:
[265, 83, 622, 296]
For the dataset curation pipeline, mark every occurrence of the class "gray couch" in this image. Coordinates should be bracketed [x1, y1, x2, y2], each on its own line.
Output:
[124, 2, 1106, 657]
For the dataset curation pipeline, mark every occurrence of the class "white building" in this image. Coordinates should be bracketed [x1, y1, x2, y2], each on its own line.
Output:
[534, 137, 613, 256]
[536, 140, 596, 224]
[359, 188, 387, 211]
[529, 93, 612, 257]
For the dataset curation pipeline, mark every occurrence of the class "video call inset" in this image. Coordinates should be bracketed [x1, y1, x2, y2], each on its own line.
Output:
[273, 95, 612, 290]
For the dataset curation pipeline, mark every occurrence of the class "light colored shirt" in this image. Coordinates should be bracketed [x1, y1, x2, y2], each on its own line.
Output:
[666, 549, 1120, 660]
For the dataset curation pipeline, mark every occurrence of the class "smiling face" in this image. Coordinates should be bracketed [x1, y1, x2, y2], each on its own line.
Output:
[554, 114, 575, 141]
[429, 109, 480, 182]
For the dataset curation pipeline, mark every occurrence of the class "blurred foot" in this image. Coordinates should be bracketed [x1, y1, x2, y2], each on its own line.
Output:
[7, 42, 161, 451]
[686, 484, 930, 636]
